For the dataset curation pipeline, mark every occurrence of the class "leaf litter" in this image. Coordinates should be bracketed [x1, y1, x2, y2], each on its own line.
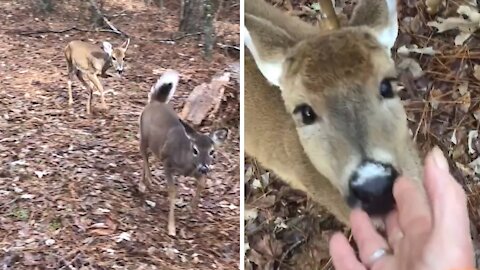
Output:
[0, 0, 240, 269]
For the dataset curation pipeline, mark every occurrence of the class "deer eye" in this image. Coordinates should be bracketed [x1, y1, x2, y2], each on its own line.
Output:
[112, 56, 117, 61]
[379, 79, 395, 99]
[192, 146, 199, 156]
[293, 104, 317, 125]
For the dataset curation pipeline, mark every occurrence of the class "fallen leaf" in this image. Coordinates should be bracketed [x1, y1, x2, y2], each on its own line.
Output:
[429, 89, 442, 110]
[458, 91, 471, 113]
[468, 130, 479, 154]
[473, 65, 480, 81]
[397, 58, 424, 78]
[397, 45, 438, 56]
[114, 232, 131, 242]
[244, 208, 258, 220]
[425, 0, 442, 15]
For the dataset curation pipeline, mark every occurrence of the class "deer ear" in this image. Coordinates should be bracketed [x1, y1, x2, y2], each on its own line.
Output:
[210, 128, 228, 146]
[179, 119, 197, 138]
[121, 38, 130, 51]
[102, 41, 113, 56]
[244, 14, 297, 86]
[350, 0, 398, 51]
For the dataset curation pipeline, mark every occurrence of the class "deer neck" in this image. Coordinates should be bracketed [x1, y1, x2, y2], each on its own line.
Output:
[163, 127, 197, 176]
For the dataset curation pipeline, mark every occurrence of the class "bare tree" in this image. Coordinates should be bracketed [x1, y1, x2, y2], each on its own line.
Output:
[203, 0, 215, 60]
[179, 0, 204, 33]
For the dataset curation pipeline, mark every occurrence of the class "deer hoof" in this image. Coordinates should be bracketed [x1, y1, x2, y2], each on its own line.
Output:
[138, 182, 147, 193]
[168, 225, 176, 236]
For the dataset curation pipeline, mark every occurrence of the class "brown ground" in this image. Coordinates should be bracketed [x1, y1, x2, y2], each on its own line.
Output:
[245, 0, 480, 269]
[0, 0, 239, 269]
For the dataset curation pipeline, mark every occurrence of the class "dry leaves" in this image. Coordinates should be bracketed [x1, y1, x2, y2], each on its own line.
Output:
[0, 0, 240, 269]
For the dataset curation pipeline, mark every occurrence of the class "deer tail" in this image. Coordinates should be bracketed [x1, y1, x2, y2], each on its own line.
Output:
[149, 69, 180, 104]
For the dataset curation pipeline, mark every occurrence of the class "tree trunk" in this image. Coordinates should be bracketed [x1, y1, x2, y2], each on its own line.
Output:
[179, 0, 204, 33]
[203, 0, 215, 60]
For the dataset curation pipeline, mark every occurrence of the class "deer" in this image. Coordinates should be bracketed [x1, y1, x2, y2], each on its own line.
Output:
[64, 38, 130, 114]
[244, 0, 424, 226]
[139, 70, 229, 236]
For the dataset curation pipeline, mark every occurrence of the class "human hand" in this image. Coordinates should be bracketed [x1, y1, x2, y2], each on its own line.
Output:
[329, 147, 475, 270]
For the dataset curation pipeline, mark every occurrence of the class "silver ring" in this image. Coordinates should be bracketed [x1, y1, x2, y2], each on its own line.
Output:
[368, 248, 389, 266]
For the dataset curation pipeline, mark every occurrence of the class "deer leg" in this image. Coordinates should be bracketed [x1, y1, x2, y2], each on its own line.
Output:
[75, 71, 94, 115]
[165, 168, 177, 236]
[66, 64, 75, 106]
[86, 73, 107, 110]
[190, 175, 206, 212]
[139, 141, 153, 193]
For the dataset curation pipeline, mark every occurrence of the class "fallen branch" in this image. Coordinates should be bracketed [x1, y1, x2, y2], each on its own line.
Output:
[159, 32, 203, 42]
[16, 26, 87, 36]
[217, 43, 240, 51]
[15, 26, 120, 36]
[89, 0, 128, 37]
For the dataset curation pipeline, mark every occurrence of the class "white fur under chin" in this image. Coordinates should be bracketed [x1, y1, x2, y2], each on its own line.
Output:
[149, 69, 180, 103]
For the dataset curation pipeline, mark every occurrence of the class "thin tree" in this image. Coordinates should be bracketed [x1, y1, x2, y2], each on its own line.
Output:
[179, 0, 204, 34]
[203, 0, 215, 60]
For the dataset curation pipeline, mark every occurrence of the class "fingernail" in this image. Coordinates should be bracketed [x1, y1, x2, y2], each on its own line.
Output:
[431, 146, 449, 172]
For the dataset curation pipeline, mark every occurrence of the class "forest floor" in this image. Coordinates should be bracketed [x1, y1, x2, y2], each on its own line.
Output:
[0, 0, 240, 269]
[245, 0, 480, 269]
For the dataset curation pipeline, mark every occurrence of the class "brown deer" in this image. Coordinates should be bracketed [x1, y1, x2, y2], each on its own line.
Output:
[139, 70, 229, 236]
[64, 38, 130, 114]
[244, 0, 423, 225]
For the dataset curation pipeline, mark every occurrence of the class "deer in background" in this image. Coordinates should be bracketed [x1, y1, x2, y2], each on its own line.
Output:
[64, 38, 130, 114]
[244, 0, 423, 225]
[139, 70, 228, 236]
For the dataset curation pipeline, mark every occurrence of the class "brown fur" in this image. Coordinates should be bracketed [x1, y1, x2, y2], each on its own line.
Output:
[64, 39, 129, 114]
[245, 0, 422, 224]
[139, 71, 228, 236]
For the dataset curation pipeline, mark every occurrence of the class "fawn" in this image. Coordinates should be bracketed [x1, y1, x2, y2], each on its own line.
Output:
[64, 38, 130, 114]
[139, 70, 228, 236]
[244, 0, 423, 225]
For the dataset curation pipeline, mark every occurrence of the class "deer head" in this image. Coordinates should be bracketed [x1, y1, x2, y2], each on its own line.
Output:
[102, 38, 130, 74]
[244, 0, 422, 216]
[180, 120, 229, 175]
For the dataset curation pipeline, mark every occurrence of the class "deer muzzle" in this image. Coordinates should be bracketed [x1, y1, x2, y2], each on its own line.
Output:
[197, 164, 210, 175]
[347, 160, 399, 216]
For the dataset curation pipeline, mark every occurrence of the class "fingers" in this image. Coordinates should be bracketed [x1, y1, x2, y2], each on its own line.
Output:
[349, 210, 391, 266]
[393, 177, 432, 237]
[385, 211, 403, 252]
[423, 147, 473, 254]
[329, 233, 367, 270]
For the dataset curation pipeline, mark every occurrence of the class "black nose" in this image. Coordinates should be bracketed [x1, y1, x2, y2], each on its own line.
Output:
[117, 70, 123, 74]
[347, 161, 398, 216]
[198, 165, 209, 174]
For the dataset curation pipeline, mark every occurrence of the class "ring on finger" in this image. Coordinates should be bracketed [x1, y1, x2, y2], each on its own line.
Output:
[367, 247, 391, 268]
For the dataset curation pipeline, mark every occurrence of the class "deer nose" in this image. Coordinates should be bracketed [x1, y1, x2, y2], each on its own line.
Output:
[347, 161, 398, 216]
[198, 164, 209, 174]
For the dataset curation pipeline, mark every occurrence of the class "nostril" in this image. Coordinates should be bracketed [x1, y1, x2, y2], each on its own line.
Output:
[348, 161, 398, 215]
[198, 165, 209, 174]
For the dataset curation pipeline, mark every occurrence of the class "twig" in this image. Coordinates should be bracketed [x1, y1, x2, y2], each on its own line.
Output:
[16, 26, 91, 36]
[278, 238, 306, 266]
[155, 32, 203, 43]
[217, 43, 240, 51]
